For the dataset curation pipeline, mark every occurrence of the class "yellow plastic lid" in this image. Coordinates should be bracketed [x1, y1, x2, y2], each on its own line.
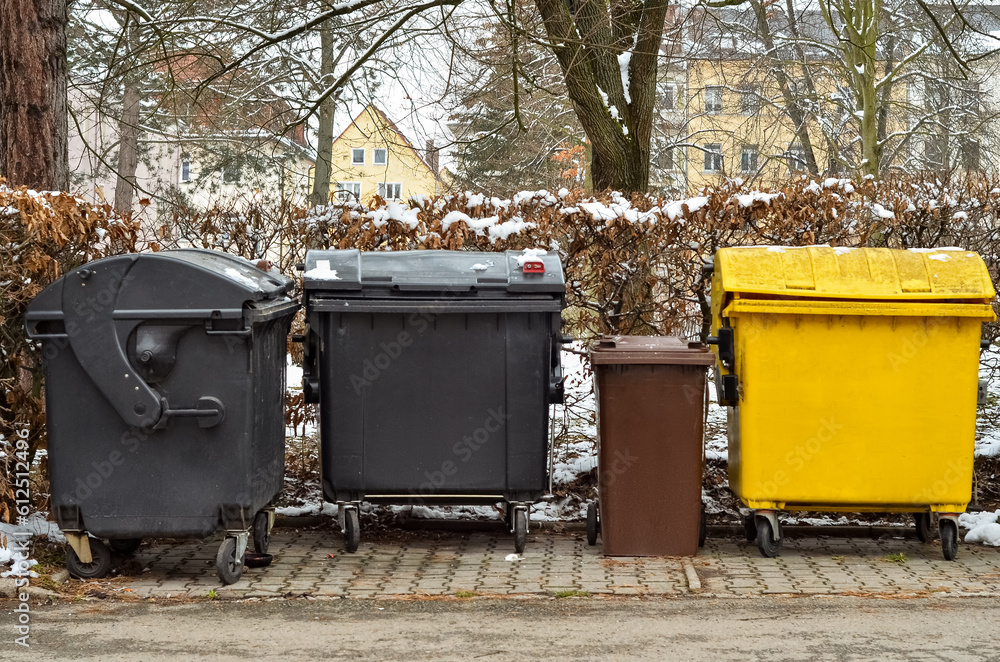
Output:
[715, 246, 996, 300]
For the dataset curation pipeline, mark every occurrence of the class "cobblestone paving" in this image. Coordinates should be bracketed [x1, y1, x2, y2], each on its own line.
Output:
[100, 529, 1000, 600]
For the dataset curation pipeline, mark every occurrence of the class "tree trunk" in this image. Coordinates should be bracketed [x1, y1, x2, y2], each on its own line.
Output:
[751, 0, 820, 176]
[310, 25, 336, 207]
[114, 84, 140, 212]
[534, 0, 669, 193]
[0, 0, 68, 190]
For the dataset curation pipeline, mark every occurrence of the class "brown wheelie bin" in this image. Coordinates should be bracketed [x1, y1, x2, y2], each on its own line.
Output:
[588, 337, 714, 556]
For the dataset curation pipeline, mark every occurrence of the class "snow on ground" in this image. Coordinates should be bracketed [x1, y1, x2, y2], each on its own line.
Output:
[0, 513, 63, 578]
[960, 510, 1000, 545]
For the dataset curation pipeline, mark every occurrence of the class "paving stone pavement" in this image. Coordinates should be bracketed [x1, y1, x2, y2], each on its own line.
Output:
[91, 528, 1000, 600]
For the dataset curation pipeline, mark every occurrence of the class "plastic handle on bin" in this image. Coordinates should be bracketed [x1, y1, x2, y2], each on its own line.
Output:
[706, 327, 735, 370]
[61, 258, 165, 429]
[156, 396, 226, 429]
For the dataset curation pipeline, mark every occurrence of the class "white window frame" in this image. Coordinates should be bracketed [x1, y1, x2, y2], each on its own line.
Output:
[351, 148, 365, 165]
[740, 145, 758, 174]
[377, 182, 402, 200]
[373, 148, 387, 166]
[663, 85, 675, 110]
[336, 181, 362, 201]
[180, 158, 191, 183]
[786, 143, 807, 172]
[704, 144, 723, 173]
[222, 162, 240, 184]
[705, 86, 723, 114]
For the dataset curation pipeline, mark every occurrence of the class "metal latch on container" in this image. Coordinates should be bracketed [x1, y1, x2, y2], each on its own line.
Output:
[706, 326, 735, 370]
[154, 396, 226, 429]
[717, 373, 740, 407]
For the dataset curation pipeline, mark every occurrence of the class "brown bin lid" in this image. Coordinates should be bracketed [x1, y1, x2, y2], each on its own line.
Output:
[589, 336, 716, 366]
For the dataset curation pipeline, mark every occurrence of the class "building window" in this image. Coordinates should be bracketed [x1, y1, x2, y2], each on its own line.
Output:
[924, 136, 947, 169]
[786, 143, 807, 172]
[828, 158, 841, 175]
[704, 143, 723, 172]
[373, 148, 387, 166]
[180, 158, 191, 183]
[704, 86, 723, 114]
[740, 145, 758, 173]
[741, 88, 759, 115]
[662, 84, 676, 110]
[377, 182, 402, 200]
[351, 148, 365, 165]
[962, 139, 980, 172]
[961, 83, 981, 114]
[336, 181, 362, 201]
[658, 147, 675, 171]
[222, 162, 240, 183]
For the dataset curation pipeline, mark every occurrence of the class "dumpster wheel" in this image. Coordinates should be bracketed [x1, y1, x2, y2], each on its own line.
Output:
[586, 503, 599, 546]
[755, 516, 783, 558]
[108, 538, 143, 556]
[344, 507, 360, 553]
[216, 537, 245, 585]
[66, 538, 111, 580]
[914, 512, 936, 543]
[513, 508, 528, 554]
[253, 511, 271, 554]
[940, 517, 959, 561]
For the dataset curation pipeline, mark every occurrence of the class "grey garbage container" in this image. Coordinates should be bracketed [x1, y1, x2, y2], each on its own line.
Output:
[25, 249, 298, 584]
[300, 249, 567, 553]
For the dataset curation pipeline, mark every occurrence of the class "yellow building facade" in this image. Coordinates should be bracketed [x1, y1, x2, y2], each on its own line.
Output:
[325, 104, 442, 204]
[684, 59, 823, 189]
[681, 59, 917, 190]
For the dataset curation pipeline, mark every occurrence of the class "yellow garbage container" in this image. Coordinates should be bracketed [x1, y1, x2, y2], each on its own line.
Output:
[708, 246, 996, 560]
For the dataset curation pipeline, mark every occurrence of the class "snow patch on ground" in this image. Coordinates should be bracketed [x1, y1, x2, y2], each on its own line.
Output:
[961, 510, 1000, 545]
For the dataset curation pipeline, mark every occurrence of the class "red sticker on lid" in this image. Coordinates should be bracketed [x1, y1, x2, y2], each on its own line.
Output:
[523, 260, 545, 273]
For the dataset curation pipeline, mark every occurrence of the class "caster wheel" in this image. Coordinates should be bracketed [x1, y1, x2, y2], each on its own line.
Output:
[743, 514, 757, 543]
[253, 511, 271, 554]
[344, 508, 360, 553]
[108, 538, 142, 556]
[699, 504, 707, 548]
[66, 538, 112, 580]
[940, 518, 958, 561]
[914, 512, 934, 543]
[513, 509, 527, 554]
[755, 517, 783, 558]
[586, 502, 599, 546]
[215, 537, 244, 585]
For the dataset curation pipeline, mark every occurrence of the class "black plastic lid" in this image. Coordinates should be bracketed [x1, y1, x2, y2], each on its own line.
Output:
[303, 249, 565, 295]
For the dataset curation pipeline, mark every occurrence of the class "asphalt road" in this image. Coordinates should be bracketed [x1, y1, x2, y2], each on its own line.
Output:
[3, 596, 998, 661]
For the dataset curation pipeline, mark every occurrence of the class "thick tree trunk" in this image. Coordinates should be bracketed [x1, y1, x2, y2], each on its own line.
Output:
[0, 0, 68, 191]
[310, 25, 336, 207]
[114, 84, 140, 212]
[534, 0, 668, 193]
